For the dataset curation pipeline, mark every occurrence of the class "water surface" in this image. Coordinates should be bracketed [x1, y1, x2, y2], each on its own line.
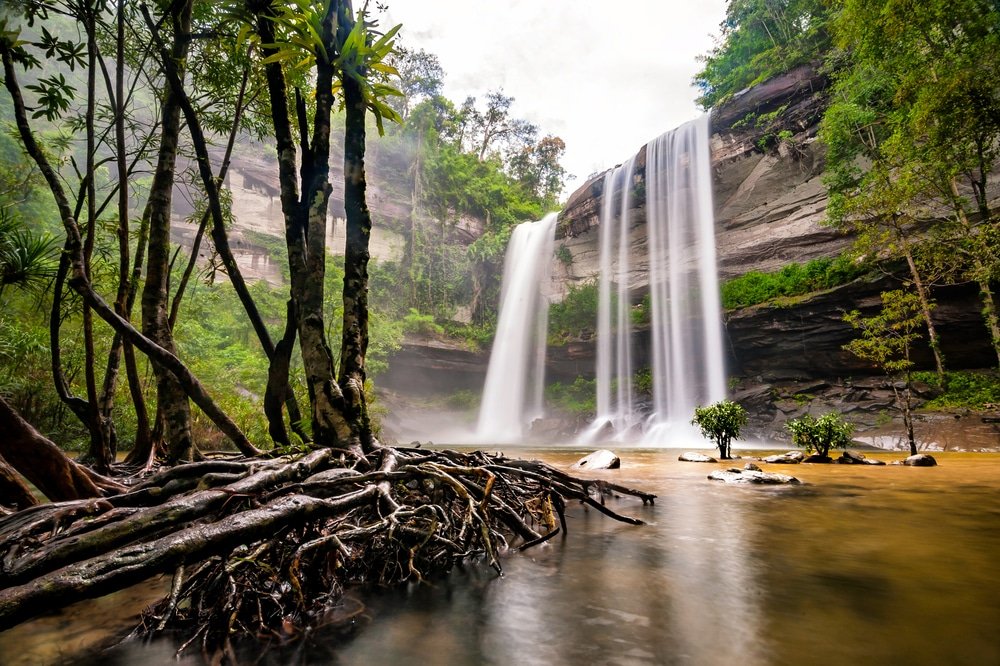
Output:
[2, 449, 998, 665]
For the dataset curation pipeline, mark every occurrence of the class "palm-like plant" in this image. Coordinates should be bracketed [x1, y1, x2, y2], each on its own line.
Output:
[0, 214, 57, 295]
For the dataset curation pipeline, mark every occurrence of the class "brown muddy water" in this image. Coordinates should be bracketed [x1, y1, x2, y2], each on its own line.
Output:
[2, 449, 999, 666]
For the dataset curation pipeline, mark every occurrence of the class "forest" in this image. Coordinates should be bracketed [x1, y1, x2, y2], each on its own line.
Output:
[0, 0, 999, 663]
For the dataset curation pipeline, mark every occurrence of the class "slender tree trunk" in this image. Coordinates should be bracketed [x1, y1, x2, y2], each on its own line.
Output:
[77, 7, 116, 470]
[339, 59, 374, 448]
[140, 0, 195, 462]
[902, 247, 945, 381]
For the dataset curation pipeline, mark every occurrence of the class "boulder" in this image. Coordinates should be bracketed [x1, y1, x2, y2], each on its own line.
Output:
[678, 451, 718, 463]
[571, 449, 621, 470]
[837, 450, 885, 466]
[903, 454, 938, 467]
[763, 451, 804, 464]
[802, 454, 833, 463]
[744, 462, 762, 471]
[708, 468, 801, 485]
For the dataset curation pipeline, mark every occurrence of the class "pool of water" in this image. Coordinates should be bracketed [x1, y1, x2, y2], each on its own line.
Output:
[2, 449, 999, 665]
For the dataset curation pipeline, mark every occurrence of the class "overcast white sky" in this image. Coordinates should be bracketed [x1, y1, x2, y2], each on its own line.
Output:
[379, 0, 729, 196]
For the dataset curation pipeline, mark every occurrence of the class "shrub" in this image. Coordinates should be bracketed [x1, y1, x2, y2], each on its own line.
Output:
[402, 308, 444, 336]
[721, 255, 868, 309]
[786, 412, 854, 458]
[691, 400, 747, 460]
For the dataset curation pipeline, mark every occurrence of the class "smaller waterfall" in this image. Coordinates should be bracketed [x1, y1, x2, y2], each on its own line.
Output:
[475, 212, 558, 443]
[579, 156, 641, 443]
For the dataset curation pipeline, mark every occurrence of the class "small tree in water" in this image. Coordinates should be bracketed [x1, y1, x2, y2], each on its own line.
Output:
[786, 412, 854, 459]
[692, 400, 747, 460]
[844, 290, 923, 455]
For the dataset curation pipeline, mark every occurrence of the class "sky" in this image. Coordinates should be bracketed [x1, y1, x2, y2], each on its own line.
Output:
[379, 0, 729, 196]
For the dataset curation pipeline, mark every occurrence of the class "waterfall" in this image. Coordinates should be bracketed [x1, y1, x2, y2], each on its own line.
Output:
[475, 212, 558, 443]
[584, 114, 725, 444]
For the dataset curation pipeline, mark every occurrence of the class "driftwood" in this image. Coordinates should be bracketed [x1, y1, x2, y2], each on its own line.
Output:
[0, 445, 654, 659]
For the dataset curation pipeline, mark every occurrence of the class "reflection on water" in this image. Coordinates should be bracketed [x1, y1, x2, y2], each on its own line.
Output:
[2, 451, 999, 665]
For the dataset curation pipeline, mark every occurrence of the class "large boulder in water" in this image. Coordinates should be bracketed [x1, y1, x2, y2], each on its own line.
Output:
[571, 450, 621, 470]
[679, 451, 718, 463]
[903, 453, 938, 467]
[763, 451, 804, 464]
[708, 468, 801, 485]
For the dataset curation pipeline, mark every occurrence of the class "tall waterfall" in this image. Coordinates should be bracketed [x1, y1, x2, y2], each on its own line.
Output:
[584, 114, 725, 444]
[475, 212, 558, 443]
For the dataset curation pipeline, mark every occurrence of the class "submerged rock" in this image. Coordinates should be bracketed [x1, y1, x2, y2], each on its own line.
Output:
[679, 451, 718, 463]
[803, 454, 834, 464]
[763, 451, 804, 464]
[571, 449, 621, 470]
[743, 462, 762, 471]
[903, 453, 938, 467]
[837, 450, 885, 466]
[708, 468, 801, 485]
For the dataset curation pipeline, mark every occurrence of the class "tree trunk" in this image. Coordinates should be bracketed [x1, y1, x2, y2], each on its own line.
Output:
[338, 45, 374, 449]
[0, 455, 37, 511]
[140, 0, 195, 462]
[0, 397, 118, 502]
[255, 4, 354, 451]
[902, 247, 945, 381]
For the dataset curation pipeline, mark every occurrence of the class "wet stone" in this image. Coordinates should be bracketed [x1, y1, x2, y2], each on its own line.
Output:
[763, 451, 804, 464]
[678, 452, 718, 463]
[708, 468, 801, 485]
[903, 453, 938, 467]
[837, 450, 885, 466]
[572, 449, 621, 470]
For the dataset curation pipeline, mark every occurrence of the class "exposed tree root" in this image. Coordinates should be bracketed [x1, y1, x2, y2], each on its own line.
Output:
[0, 446, 654, 659]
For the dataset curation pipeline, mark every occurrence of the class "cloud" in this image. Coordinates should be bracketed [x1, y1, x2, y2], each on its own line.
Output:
[381, 0, 727, 196]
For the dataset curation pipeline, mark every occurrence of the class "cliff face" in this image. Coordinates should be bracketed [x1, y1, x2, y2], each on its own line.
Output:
[550, 64, 995, 382]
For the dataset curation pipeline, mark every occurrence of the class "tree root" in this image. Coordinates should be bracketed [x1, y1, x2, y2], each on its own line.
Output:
[0, 445, 655, 656]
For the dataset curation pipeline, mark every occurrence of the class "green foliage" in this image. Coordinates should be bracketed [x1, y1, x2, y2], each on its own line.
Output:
[443, 389, 479, 412]
[548, 282, 598, 343]
[691, 399, 748, 459]
[633, 368, 653, 396]
[555, 244, 572, 267]
[844, 290, 923, 376]
[630, 293, 651, 327]
[0, 215, 57, 294]
[786, 411, 854, 457]
[913, 371, 1000, 410]
[401, 308, 443, 336]
[844, 289, 924, 454]
[721, 255, 868, 309]
[545, 376, 596, 417]
[694, 0, 832, 109]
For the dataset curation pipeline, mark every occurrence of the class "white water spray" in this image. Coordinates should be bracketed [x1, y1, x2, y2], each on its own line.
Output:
[475, 212, 558, 443]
